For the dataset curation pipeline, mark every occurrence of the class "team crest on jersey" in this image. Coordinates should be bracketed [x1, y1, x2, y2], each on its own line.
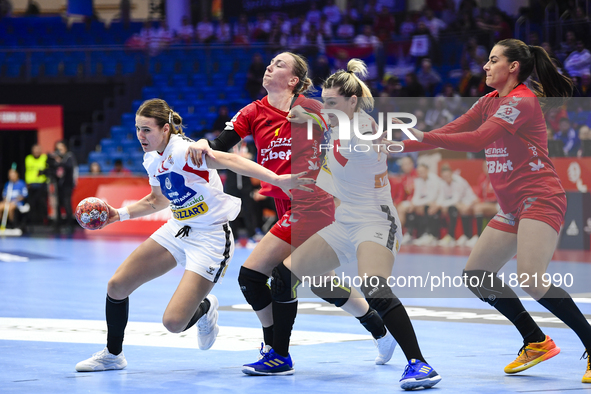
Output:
[493, 105, 521, 124]
[167, 154, 174, 165]
[165, 177, 172, 189]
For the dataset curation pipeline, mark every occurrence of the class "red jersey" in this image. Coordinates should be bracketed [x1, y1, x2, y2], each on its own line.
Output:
[231, 95, 329, 202]
[476, 173, 497, 203]
[391, 169, 417, 205]
[408, 84, 565, 215]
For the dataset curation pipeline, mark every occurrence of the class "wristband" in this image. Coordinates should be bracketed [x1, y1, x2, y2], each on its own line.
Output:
[117, 207, 130, 222]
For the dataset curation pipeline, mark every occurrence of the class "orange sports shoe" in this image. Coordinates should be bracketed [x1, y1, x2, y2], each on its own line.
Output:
[504, 335, 560, 374]
[583, 351, 590, 383]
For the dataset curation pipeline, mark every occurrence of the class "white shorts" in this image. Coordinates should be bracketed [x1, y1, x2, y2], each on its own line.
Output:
[150, 220, 235, 283]
[317, 204, 402, 266]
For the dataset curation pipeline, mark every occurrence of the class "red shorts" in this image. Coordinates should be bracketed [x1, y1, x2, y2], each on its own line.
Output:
[488, 194, 566, 234]
[270, 198, 335, 247]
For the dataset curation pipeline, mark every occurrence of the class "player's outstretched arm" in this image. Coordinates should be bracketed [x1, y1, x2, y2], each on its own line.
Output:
[106, 186, 170, 225]
[204, 150, 315, 199]
[185, 139, 217, 167]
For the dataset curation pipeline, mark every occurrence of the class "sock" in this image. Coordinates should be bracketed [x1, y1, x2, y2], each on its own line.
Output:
[106, 295, 129, 355]
[476, 214, 484, 236]
[538, 285, 591, 350]
[271, 300, 298, 357]
[383, 305, 425, 363]
[514, 310, 546, 344]
[357, 308, 387, 339]
[448, 206, 459, 237]
[263, 325, 274, 347]
[461, 215, 473, 238]
[182, 298, 210, 332]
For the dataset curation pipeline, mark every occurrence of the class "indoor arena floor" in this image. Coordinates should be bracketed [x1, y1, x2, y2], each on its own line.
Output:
[1, 233, 590, 394]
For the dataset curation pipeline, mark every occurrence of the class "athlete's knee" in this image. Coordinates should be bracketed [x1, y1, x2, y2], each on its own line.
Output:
[360, 276, 401, 318]
[107, 276, 131, 300]
[238, 266, 272, 311]
[162, 313, 186, 333]
[310, 277, 351, 308]
[463, 269, 505, 306]
[271, 262, 301, 303]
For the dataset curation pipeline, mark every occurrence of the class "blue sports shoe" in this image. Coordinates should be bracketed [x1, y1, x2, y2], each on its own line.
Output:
[242, 344, 294, 376]
[399, 359, 441, 390]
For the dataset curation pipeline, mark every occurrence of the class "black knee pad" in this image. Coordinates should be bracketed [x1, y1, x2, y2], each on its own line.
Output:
[271, 262, 300, 303]
[360, 276, 401, 318]
[238, 266, 272, 311]
[448, 205, 459, 217]
[310, 277, 351, 308]
[463, 269, 504, 306]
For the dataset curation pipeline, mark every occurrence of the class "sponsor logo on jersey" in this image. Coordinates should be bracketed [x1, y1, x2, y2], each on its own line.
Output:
[172, 202, 209, 220]
[374, 170, 389, 188]
[157, 172, 198, 205]
[529, 159, 544, 172]
[484, 147, 508, 158]
[260, 137, 292, 165]
[487, 160, 514, 173]
[493, 105, 521, 124]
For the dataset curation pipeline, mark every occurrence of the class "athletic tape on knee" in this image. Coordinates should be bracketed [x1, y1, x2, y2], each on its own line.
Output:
[271, 263, 300, 303]
[360, 276, 401, 318]
[310, 277, 351, 308]
[462, 269, 509, 306]
[238, 266, 272, 311]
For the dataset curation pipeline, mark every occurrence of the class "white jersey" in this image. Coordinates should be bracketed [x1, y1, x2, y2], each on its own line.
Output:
[144, 133, 241, 229]
[316, 111, 392, 208]
[411, 172, 441, 206]
[436, 173, 478, 207]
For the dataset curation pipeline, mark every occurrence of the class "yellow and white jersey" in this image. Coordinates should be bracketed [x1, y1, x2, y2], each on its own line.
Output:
[143, 133, 241, 229]
[317, 111, 392, 209]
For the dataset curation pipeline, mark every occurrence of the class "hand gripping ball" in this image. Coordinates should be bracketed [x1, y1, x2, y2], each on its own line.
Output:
[75, 197, 109, 230]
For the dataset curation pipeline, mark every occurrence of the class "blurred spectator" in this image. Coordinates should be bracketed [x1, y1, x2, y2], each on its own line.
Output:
[216, 18, 232, 43]
[425, 97, 453, 127]
[302, 25, 325, 57]
[345, 3, 361, 28]
[374, 8, 396, 42]
[476, 11, 512, 42]
[440, 0, 457, 26]
[245, 53, 266, 100]
[426, 0, 447, 13]
[212, 106, 231, 134]
[361, 0, 379, 25]
[0, 169, 27, 229]
[110, 159, 132, 175]
[392, 156, 417, 230]
[558, 30, 578, 62]
[399, 13, 417, 38]
[252, 13, 272, 42]
[311, 55, 331, 86]
[268, 25, 287, 52]
[323, 0, 342, 25]
[177, 16, 194, 43]
[233, 14, 251, 45]
[277, 14, 291, 35]
[461, 37, 487, 76]
[354, 25, 380, 48]
[336, 15, 355, 40]
[554, 117, 581, 157]
[419, 8, 447, 41]
[436, 165, 477, 247]
[416, 58, 441, 96]
[436, 83, 463, 114]
[51, 141, 77, 232]
[318, 14, 333, 42]
[546, 106, 569, 132]
[451, 10, 476, 37]
[153, 20, 173, 48]
[403, 72, 425, 97]
[0, 0, 12, 18]
[472, 160, 498, 243]
[564, 40, 591, 77]
[286, 23, 305, 51]
[528, 31, 541, 46]
[196, 16, 215, 43]
[409, 21, 435, 64]
[25, 0, 40, 15]
[306, 2, 322, 26]
[24, 144, 48, 225]
[89, 162, 102, 174]
[579, 125, 591, 156]
[406, 164, 441, 246]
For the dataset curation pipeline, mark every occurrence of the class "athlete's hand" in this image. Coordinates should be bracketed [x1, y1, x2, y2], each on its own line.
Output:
[275, 171, 315, 200]
[381, 139, 405, 155]
[286, 105, 311, 124]
[185, 139, 216, 167]
[105, 203, 119, 226]
[391, 117, 424, 142]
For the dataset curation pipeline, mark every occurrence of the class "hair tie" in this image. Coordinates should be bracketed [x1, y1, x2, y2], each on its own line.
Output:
[168, 111, 172, 124]
[347, 70, 354, 74]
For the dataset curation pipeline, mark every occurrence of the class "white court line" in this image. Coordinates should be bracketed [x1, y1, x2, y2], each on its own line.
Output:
[0, 318, 370, 351]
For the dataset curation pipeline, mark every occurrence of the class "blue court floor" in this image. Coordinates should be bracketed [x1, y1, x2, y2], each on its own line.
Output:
[1, 234, 590, 393]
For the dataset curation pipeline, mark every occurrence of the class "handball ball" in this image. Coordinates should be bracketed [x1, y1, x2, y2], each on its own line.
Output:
[75, 197, 109, 230]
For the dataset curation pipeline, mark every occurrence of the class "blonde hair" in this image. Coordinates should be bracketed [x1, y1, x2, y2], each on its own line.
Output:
[136, 98, 184, 135]
[323, 59, 374, 111]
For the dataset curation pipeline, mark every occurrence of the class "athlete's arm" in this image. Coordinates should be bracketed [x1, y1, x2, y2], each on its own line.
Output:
[421, 121, 507, 152]
[185, 129, 242, 167]
[204, 151, 315, 199]
[106, 186, 170, 225]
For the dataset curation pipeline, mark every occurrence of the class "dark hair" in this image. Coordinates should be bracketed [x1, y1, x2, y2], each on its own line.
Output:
[136, 98, 184, 135]
[496, 39, 573, 102]
[323, 59, 374, 111]
[284, 52, 315, 95]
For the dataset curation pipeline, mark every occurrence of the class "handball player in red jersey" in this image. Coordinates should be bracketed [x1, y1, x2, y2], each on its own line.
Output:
[186, 52, 395, 374]
[388, 38, 590, 383]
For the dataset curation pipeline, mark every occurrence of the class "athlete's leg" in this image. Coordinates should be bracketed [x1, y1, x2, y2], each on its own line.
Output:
[517, 219, 591, 354]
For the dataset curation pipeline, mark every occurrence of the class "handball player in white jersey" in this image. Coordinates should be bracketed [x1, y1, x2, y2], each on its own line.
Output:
[75, 98, 313, 372]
